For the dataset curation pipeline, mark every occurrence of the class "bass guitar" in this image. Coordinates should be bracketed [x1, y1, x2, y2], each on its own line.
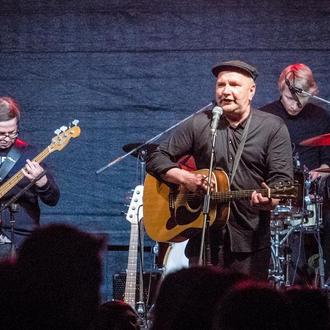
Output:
[143, 168, 297, 243]
[124, 185, 144, 309]
[0, 120, 80, 199]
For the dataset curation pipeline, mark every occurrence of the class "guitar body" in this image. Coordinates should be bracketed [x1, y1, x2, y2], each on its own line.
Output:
[143, 169, 230, 242]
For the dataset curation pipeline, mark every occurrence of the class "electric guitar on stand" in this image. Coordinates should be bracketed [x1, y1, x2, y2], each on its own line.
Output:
[124, 185, 144, 310]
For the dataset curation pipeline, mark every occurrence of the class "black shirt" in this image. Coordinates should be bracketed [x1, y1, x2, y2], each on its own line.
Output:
[259, 99, 330, 170]
[147, 106, 293, 253]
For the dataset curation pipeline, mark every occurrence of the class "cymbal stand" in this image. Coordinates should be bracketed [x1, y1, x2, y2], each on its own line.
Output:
[312, 178, 325, 288]
[269, 215, 295, 288]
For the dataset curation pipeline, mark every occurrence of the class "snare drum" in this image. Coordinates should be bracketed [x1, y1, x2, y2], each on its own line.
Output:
[286, 201, 323, 230]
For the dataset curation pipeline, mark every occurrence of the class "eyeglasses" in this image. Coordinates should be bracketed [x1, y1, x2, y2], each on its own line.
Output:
[0, 131, 19, 139]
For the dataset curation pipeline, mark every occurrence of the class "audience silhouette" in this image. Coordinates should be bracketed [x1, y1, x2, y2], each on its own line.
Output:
[151, 266, 249, 330]
[285, 285, 330, 330]
[92, 300, 140, 329]
[0, 224, 329, 330]
[212, 280, 293, 330]
[14, 223, 105, 329]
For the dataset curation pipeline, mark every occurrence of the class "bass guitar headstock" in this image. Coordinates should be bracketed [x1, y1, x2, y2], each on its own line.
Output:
[126, 185, 144, 224]
[49, 120, 81, 152]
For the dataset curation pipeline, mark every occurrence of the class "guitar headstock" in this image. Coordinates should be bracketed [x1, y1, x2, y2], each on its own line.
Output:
[49, 120, 81, 152]
[126, 185, 144, 224]
[270, 181, 299, 199]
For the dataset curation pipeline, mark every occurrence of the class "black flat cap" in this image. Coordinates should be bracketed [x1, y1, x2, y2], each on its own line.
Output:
[212, 60, 258, 81]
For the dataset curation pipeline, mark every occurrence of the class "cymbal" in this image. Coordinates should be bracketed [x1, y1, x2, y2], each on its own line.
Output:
[313, 167, 330, 173]
[122, 143, 158, 158]
[299, 133, 330, 147]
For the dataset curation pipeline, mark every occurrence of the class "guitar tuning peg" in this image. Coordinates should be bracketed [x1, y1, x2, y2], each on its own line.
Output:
[60, 126, 68, 132]
[71, 119, 79, 126]
[54, 129, 61, 135]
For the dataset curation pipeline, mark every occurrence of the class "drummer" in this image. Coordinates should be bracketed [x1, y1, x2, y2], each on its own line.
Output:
[260, 63, 330, 285]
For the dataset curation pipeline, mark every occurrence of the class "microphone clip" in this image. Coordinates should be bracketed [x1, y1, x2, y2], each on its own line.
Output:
[285, 78, 302, 108]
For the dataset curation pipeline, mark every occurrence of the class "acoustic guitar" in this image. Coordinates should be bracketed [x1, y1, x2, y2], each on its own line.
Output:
[0, 120, 81, 199]
[143, 168, 297, 243]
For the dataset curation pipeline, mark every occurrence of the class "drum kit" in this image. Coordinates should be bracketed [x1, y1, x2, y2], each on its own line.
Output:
[269, 133, 330, 288]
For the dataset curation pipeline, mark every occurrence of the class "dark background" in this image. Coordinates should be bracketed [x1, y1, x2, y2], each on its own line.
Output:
[1, 0, 330, 300]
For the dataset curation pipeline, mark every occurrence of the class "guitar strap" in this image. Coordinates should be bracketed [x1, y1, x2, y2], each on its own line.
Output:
[216, 112, 252, 263]
[230, 111, 252, 185]
[0, 139, 26, 182]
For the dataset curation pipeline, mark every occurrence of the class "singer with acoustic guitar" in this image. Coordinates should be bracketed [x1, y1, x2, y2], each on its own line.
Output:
[145, 60, 294, 280]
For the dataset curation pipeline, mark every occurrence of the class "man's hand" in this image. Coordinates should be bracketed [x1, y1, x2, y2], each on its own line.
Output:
[250, 182, 278, 211]
[22, 159, 48, 188]
[163, 168, 215, 192]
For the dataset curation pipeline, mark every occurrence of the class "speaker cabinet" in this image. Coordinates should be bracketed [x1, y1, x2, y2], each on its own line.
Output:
[112, 272, 161, 308]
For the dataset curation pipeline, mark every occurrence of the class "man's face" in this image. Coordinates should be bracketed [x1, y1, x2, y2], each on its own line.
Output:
[280, 84, 309, 116]
[215, 71, 256, 119]
[0, 117, 18, 149]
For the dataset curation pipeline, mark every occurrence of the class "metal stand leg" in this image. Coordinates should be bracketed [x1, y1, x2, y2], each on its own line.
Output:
[269, 218, 295, 288]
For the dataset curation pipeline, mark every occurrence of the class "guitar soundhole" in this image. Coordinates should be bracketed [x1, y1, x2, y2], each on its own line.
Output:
[175, 205, 201, 225]
[186, 194, 203, 211]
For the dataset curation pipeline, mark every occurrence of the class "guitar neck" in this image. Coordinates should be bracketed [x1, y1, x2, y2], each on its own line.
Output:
[0, 146, 51, 199]
[124, 222, 139, 308]
[212, 188, 273, 202]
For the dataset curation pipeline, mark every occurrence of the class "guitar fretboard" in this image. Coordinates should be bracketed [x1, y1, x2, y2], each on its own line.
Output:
[0, 147, 51, 198]
[212, 188, 271, 202]
[124, 222, 138, 308]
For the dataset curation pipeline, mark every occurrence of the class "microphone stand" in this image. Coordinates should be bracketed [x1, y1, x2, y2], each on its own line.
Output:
[0, 170, 47, 257]
[198, 129, 217, 266]
[95, 102, 213, 174]
[292, 87, 330, 105]
[135, 149, 147, 327]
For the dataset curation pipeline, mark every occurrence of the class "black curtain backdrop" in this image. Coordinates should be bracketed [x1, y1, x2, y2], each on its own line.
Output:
[1, 0, 330, 300]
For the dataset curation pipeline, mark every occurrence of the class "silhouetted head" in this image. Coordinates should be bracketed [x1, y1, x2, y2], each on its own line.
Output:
[152, 266, 249, 330]
[94, 300, 140, 329]
[16, 223, 106, 329]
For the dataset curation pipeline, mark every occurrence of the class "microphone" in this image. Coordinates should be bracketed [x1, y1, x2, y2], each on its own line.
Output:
[285, 78, 302, 108]
[210, 106, 223, 134]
